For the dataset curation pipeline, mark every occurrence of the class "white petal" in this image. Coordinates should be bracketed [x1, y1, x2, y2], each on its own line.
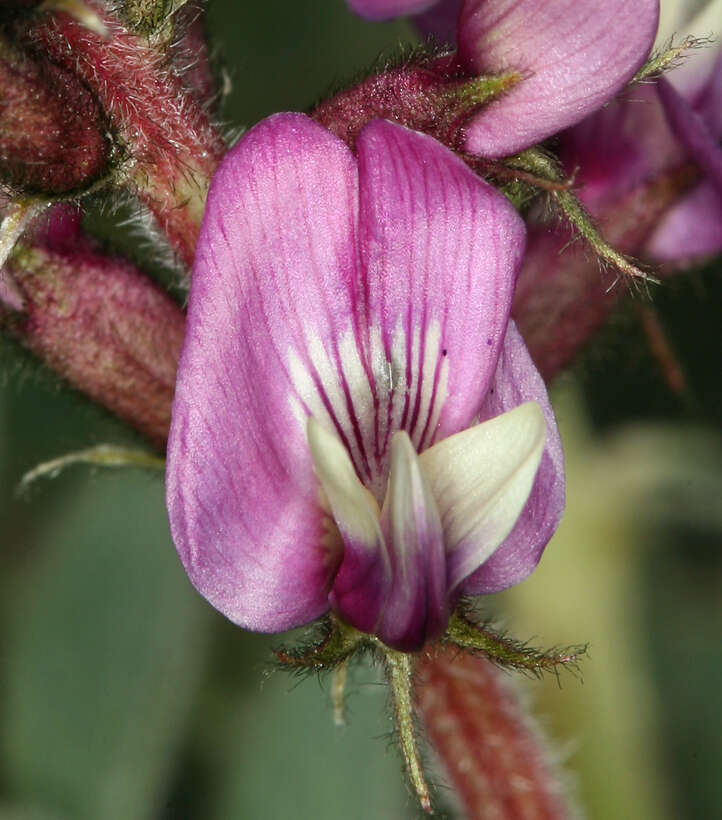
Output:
[307, 418, 384, 552]
[419, 402, 546, 591]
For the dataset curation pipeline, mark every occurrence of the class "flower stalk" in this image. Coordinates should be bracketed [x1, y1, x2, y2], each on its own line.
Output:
[383, 647, 433, 814]
[507, 148, 659, 285]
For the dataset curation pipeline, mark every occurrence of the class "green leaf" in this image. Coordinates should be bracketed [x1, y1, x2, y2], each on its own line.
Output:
[0, 474, 212, 820]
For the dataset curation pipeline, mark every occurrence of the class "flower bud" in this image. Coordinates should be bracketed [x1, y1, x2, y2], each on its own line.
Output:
[0, 36, 112, 196]
[417, 648, 575, 819]
[22, 1, 225, 269]
[118, 0, 185, 34]
[312, 57, 518, 150]
[2, 206, 183, 447]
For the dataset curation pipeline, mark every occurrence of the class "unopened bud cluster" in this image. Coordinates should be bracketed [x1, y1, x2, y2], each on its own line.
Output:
[0, 36, 112, 196]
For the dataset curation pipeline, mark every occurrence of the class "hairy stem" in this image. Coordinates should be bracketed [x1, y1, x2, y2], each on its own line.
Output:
[508, 148, 658, 285]
[384, 649, 433, 814]
[18, 443, 164, 493]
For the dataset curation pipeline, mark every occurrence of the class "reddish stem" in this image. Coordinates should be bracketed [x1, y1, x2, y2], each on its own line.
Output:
[637, 303, 687, 395]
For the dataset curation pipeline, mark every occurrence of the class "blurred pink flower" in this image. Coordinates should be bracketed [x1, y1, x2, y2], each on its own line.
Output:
[512, 40, 722, 378]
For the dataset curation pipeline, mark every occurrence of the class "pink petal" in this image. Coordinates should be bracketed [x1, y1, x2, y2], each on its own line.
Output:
[458, 321, 565, 594]
[646, 181, 722, 263]
[658, 77, 722, 198]
[414, 0, 462, 44]
[559, 83, 683, 214]
[347, 0, 437, 21]
[166, 113, 360, 632]
[459, 0, 660, 157]
[356, 119, 526, 482]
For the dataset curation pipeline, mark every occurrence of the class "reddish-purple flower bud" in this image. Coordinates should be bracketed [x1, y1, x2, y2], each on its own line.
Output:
[417, 648, 576, 819]
[18, 0, 225, 268]
[0, 36, 111, 195]
[312, 60, 518, 150]
[1, 206, 184, 447]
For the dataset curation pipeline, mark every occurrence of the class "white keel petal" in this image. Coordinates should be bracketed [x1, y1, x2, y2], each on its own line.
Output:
[376, 432, 447, 650]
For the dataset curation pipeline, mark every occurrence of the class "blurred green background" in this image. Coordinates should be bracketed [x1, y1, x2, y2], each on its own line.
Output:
[2, 2, 722, 818]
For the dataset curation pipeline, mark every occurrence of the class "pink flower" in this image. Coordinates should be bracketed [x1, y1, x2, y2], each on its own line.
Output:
[347, 0, 462, 43]
[646, 61, 722, 261]
[348, 0, 660, 157]
[555, 39, 722, 265]
[166, 115, 564, 651]
[510, 35, 722, 378]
